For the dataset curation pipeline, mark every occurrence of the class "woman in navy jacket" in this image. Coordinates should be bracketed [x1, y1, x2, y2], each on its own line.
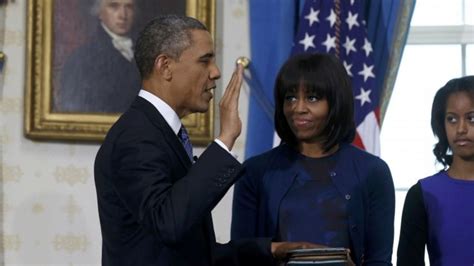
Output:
[231, 53, 395, 265]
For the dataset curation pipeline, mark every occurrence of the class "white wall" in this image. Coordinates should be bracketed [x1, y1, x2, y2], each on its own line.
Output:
[0, 0, 250, 264]
[212, 0, 251, 243]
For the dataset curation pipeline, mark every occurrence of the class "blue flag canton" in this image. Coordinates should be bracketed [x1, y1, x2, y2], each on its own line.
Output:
[292, 0, 379, 126]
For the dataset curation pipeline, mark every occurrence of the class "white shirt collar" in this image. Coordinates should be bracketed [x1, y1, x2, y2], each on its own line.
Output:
[139, 90, 238, 159]
[138, 89, 182, 135]
[101, 23, 134, 61]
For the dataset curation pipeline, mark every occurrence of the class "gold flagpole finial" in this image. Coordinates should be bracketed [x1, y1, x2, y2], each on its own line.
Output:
[236, 56, 250, 68]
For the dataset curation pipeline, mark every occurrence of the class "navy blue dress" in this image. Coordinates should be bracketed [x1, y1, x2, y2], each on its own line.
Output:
[277, 153, 350, 250]
[398, 171, 474, 265]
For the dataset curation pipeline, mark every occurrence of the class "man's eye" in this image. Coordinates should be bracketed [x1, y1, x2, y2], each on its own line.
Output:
[108, 3, 120, 9]
[468, 115, 474, 123]
[199, 59, 211, 65]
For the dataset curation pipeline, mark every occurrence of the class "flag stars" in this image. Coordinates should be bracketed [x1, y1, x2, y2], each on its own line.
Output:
[358, 63, 375, 81]
[304, 7, 320, 27]
[322, 34, 336, 52]
[362, 38, 373, 57]
[343, 37, 357, 55]
[346, 11, 360, 30]
[299, 32, 316, 51]
[355, 88, 372, 106]
[343, 61, 353, 77]
[326, 9, 337, 28]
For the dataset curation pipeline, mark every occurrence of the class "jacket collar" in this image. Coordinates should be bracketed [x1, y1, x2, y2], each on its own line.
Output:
[131, 97, 192, 169]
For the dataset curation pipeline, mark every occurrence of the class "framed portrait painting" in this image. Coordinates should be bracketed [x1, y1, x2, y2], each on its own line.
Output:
[25, 0, 215, 145]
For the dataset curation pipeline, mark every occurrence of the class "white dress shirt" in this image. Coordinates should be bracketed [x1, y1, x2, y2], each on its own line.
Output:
[138, 90, 235, 157]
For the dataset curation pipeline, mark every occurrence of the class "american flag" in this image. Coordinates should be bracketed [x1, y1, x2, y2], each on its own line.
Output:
[292, 0, 380, 155]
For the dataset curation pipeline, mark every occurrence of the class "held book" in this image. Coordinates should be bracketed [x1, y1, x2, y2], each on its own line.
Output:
[286, 247, 354, 266]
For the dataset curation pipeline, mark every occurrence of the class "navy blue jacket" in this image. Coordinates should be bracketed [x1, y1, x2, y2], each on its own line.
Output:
[231, 144, 395, 265]
[95, 97, 272, 265]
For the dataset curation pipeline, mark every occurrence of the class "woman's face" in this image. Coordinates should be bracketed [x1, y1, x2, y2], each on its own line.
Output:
[445, 91, 474, 162]
[283, 86, 329, 144]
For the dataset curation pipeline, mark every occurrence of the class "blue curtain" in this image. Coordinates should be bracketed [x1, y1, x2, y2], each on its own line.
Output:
[244, 0, 304, 159]
[363, 0, 416, 122]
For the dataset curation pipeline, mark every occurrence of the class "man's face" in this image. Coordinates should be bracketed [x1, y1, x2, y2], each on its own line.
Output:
[99, 0, 135, 36]
[169, 30, 221, 117]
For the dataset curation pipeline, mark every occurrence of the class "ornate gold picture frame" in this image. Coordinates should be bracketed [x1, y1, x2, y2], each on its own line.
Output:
[25, 0, 215, 145]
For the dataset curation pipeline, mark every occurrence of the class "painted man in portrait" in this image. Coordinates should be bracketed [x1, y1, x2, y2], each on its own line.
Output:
[56, 0, 141, 113]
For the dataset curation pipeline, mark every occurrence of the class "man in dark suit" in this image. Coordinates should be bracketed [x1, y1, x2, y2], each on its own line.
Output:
[94, 15, 315, 266]
[56, 0, 140, 113]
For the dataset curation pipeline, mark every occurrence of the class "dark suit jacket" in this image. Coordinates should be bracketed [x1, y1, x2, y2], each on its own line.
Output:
[56, 26, 141, 113]
[94, 97, 272, 266]
[232, 144, 395, 266]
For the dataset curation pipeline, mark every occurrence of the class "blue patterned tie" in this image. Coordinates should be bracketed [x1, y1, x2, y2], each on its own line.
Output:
[178, 125, 193, 161]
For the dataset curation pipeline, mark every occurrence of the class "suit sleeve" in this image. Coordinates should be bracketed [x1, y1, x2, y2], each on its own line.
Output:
[364, 159, 395, 265]
[112, 129, 242, 247]
[231, 158, 262, 239]
[397, 182, 427, 266]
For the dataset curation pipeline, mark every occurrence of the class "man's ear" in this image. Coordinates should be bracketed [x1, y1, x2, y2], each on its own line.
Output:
[154, 54, 172, 81]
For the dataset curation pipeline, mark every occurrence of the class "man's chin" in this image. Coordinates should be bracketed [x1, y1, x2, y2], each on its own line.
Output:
[114, 28, 132, 36]
[191, 105, 210, 114]
[197, 106, 210, 113]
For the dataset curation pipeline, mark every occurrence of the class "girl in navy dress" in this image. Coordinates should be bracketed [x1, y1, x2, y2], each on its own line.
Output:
[397, 76, 474, 265]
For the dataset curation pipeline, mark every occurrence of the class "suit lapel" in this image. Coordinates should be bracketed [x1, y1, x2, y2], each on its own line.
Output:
[132, 97, 192, 169]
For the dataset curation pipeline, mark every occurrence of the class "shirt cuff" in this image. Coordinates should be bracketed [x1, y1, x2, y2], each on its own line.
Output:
[214, 139, 239, 159]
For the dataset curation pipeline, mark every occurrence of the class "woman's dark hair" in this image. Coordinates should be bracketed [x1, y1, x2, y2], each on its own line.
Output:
[274, 53, 355, 152]
[431, 75, 474, 168]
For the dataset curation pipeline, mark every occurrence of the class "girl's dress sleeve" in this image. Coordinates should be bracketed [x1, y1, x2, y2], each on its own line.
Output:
[397, 181, 427, 266]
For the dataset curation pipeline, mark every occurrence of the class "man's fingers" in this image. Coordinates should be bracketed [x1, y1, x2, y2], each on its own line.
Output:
[221, 70, 237, 100]
[233, 64, 244, 100]
[220, 63, 244, 106]
[226, 64, 244, 105]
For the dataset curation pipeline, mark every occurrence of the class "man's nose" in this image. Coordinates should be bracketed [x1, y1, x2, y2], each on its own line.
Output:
[209, 63, 221, 80]
[118, 6, 128, 18]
